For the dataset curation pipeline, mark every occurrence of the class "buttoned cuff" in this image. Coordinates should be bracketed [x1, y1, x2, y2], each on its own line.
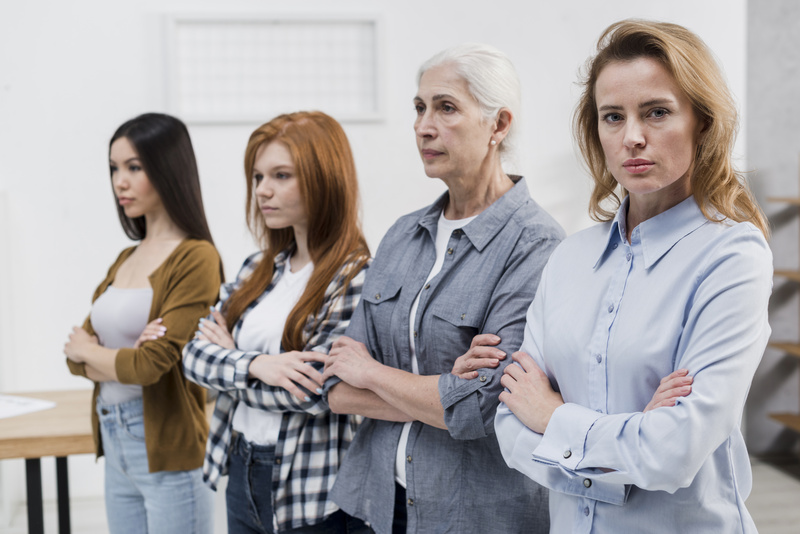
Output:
[534, 403, 600, 470]
[439, 372, 495, 439]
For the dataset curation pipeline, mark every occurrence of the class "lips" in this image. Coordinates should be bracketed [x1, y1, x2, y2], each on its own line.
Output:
[622, 159, 654, 174]
[118, 197, 133, 206]
[421, 149, 443, 159]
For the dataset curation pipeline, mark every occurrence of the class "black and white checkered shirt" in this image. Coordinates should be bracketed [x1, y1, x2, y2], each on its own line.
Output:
[183, 249, 368, 531]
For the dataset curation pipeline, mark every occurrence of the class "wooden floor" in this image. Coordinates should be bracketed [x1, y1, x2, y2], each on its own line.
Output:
[3, 459, 800, 533]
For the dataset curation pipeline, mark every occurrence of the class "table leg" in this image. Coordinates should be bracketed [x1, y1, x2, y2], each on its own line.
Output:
[56, 457, 71, 534]
[25, 458, 44, 534]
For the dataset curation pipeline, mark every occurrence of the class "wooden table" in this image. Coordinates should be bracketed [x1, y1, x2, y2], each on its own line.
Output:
[0, 390, 94, 534]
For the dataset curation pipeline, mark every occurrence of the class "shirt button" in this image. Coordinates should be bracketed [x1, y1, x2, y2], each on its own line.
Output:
[479, 375, 487, 382]
[626, 252, 632, 261]
[407, 455, 412, 463]
[413, 331, 418, 338]
[583, 479, 592, 488]
[607, 304, 614, 313]
[374, 293, 381, 300]
[275, 458, 282, 465]
[447, 248, 454, 255]
[101, 408, 109, 415]
[595, 354, 602, 363]
[407, 498, 414, 506]
[424, 284, 431, 290]
[453, 229, 461, 235]
[612, 243, 618, 249]
[583, 506, 590, 516]
[563, 450, 572, 459]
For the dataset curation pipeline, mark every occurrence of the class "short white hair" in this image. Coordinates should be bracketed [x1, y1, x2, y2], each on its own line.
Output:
[418, 43, 521, 162]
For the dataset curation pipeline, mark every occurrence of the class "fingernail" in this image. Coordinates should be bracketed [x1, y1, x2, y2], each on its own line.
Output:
[151, 335, 158, 340]
[199, 318, 205, 323]
[304, 396, 311, 402]
[210, 306, 216, 312]
[156, 318, 162, 323]
[159, 326, 167, 332]
[316, 388, 323, 394]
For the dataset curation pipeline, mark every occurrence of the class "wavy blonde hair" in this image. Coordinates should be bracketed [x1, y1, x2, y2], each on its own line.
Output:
[574, 19, 768, 237]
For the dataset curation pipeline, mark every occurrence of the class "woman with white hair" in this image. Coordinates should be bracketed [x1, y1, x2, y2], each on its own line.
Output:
[321, 43, 564, 533]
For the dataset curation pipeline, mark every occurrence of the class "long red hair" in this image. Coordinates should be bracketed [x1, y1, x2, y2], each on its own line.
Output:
[223, 111, 369, 350]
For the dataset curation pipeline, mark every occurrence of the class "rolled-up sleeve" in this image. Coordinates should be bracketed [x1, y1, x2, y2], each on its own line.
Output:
[440, 235, 562, 440]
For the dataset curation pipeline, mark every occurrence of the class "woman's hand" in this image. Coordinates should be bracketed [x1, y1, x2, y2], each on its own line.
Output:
[499, 352, 564, 434]
[249, 352, 328, 402]
[322, 336, 381, 390]
[134, 318, 166, 348]
[644, 368, 693, 412]
[451, 333, 506, 379]
[197, 307, 235, 350]
[64, 327, 99, 363]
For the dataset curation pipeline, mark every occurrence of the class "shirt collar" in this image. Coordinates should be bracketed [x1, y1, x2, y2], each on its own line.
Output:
[416, 175, 530, 252]
[595, 195, 709, 270]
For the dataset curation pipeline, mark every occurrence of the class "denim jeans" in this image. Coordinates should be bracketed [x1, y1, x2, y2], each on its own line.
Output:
[226, 432, 372, 534]
[97, 397, 213, 534]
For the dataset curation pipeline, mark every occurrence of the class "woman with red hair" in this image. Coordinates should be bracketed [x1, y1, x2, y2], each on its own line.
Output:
[183, 111, 371, 533]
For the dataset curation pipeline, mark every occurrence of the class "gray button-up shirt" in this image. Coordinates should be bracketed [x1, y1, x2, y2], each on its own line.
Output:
[329, 176, 563, 534]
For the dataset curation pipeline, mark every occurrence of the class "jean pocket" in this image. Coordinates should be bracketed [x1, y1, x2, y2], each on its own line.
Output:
[122, 414, 146, 442]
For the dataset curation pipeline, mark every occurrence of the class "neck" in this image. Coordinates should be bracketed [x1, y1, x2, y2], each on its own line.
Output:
[290, 227, 312, 272]
[141, 209, 187, 244]
[442, 161, 511, 219]
[626, 189, 692, 242]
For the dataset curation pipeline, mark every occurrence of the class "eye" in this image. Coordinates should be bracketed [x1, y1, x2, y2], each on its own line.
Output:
[253, 173, 264, 183]
[441, 102, 456, 113]
[275, 172, 291, 180]
[649, 108, 669, 119]
[109, 165, 118, 174]
[602, 112, 624, 124]
[129, 164, 142, 172]
[414, 103, 425, 115]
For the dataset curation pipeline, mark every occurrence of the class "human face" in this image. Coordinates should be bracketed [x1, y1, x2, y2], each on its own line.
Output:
[595, 57, 703, 208]
[414, 64, 494, 182]
[253, 141, 307, 235]
[109, 137, 163, 219]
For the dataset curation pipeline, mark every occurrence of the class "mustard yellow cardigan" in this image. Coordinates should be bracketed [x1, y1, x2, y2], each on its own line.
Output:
[67, 239, 221, 472]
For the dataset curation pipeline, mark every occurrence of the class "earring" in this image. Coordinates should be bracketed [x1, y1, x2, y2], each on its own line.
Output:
[490, 139, 497, 146]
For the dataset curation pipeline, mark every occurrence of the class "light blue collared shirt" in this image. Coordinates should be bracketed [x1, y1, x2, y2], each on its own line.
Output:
[495, 196, 772, 533]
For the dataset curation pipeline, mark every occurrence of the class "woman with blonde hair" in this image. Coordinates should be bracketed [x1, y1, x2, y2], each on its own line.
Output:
[183, 111, 371, 533]
[495, 20, 771, 533]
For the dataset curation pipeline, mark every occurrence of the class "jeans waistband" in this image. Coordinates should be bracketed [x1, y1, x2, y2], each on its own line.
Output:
[96, 396, 144, 423]
[231, 430, 276, 464]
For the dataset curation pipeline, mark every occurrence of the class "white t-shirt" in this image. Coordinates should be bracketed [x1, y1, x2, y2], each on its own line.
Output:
[395, 211, 476, 487]
[232, 257, 313, 445]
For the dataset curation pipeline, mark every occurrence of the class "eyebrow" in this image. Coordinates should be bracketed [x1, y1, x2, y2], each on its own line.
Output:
[598, 98, 676, 112]
[414, 94, 459, 103]
[109, 157, 141, 165]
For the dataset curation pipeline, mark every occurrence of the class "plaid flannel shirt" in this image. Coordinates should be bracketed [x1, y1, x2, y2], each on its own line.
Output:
[182, 248, 368, 531]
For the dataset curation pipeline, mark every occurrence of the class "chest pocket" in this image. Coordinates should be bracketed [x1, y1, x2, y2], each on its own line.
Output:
[361, 276, 403, 364]
[426, 303, 485, 373]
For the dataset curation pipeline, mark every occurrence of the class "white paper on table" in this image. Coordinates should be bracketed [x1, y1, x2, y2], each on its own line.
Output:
[0, 395, 56, 419]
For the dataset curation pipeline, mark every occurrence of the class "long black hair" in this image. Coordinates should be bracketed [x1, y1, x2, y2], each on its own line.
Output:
[110, 113, 216, 245]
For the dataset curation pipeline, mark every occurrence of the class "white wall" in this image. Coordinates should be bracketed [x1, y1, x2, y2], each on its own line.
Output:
[0, 0, 747, 521]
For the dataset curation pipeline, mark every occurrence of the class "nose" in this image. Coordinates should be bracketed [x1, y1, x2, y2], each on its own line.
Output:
[112, 170, 128, 194]
[255, 177, 273, 198]
[415, 109, 436, 139]
[623, 119, 645, 149]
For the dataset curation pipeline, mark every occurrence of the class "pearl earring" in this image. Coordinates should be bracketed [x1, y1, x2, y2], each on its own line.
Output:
[490, 139, 497, 146]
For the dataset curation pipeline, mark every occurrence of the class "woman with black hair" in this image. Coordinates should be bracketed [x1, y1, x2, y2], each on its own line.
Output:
[64, 113, 222, 534]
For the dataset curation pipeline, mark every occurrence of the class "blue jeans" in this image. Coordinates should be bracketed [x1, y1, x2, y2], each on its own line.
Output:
[226, 432, 372, 534]
[97, 397, 213, 534]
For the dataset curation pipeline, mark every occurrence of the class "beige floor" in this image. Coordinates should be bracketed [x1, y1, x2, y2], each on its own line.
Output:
[4, 459, 800, 533]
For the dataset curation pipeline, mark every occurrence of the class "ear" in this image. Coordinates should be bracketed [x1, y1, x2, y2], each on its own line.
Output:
[492, 108, 513, 144]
